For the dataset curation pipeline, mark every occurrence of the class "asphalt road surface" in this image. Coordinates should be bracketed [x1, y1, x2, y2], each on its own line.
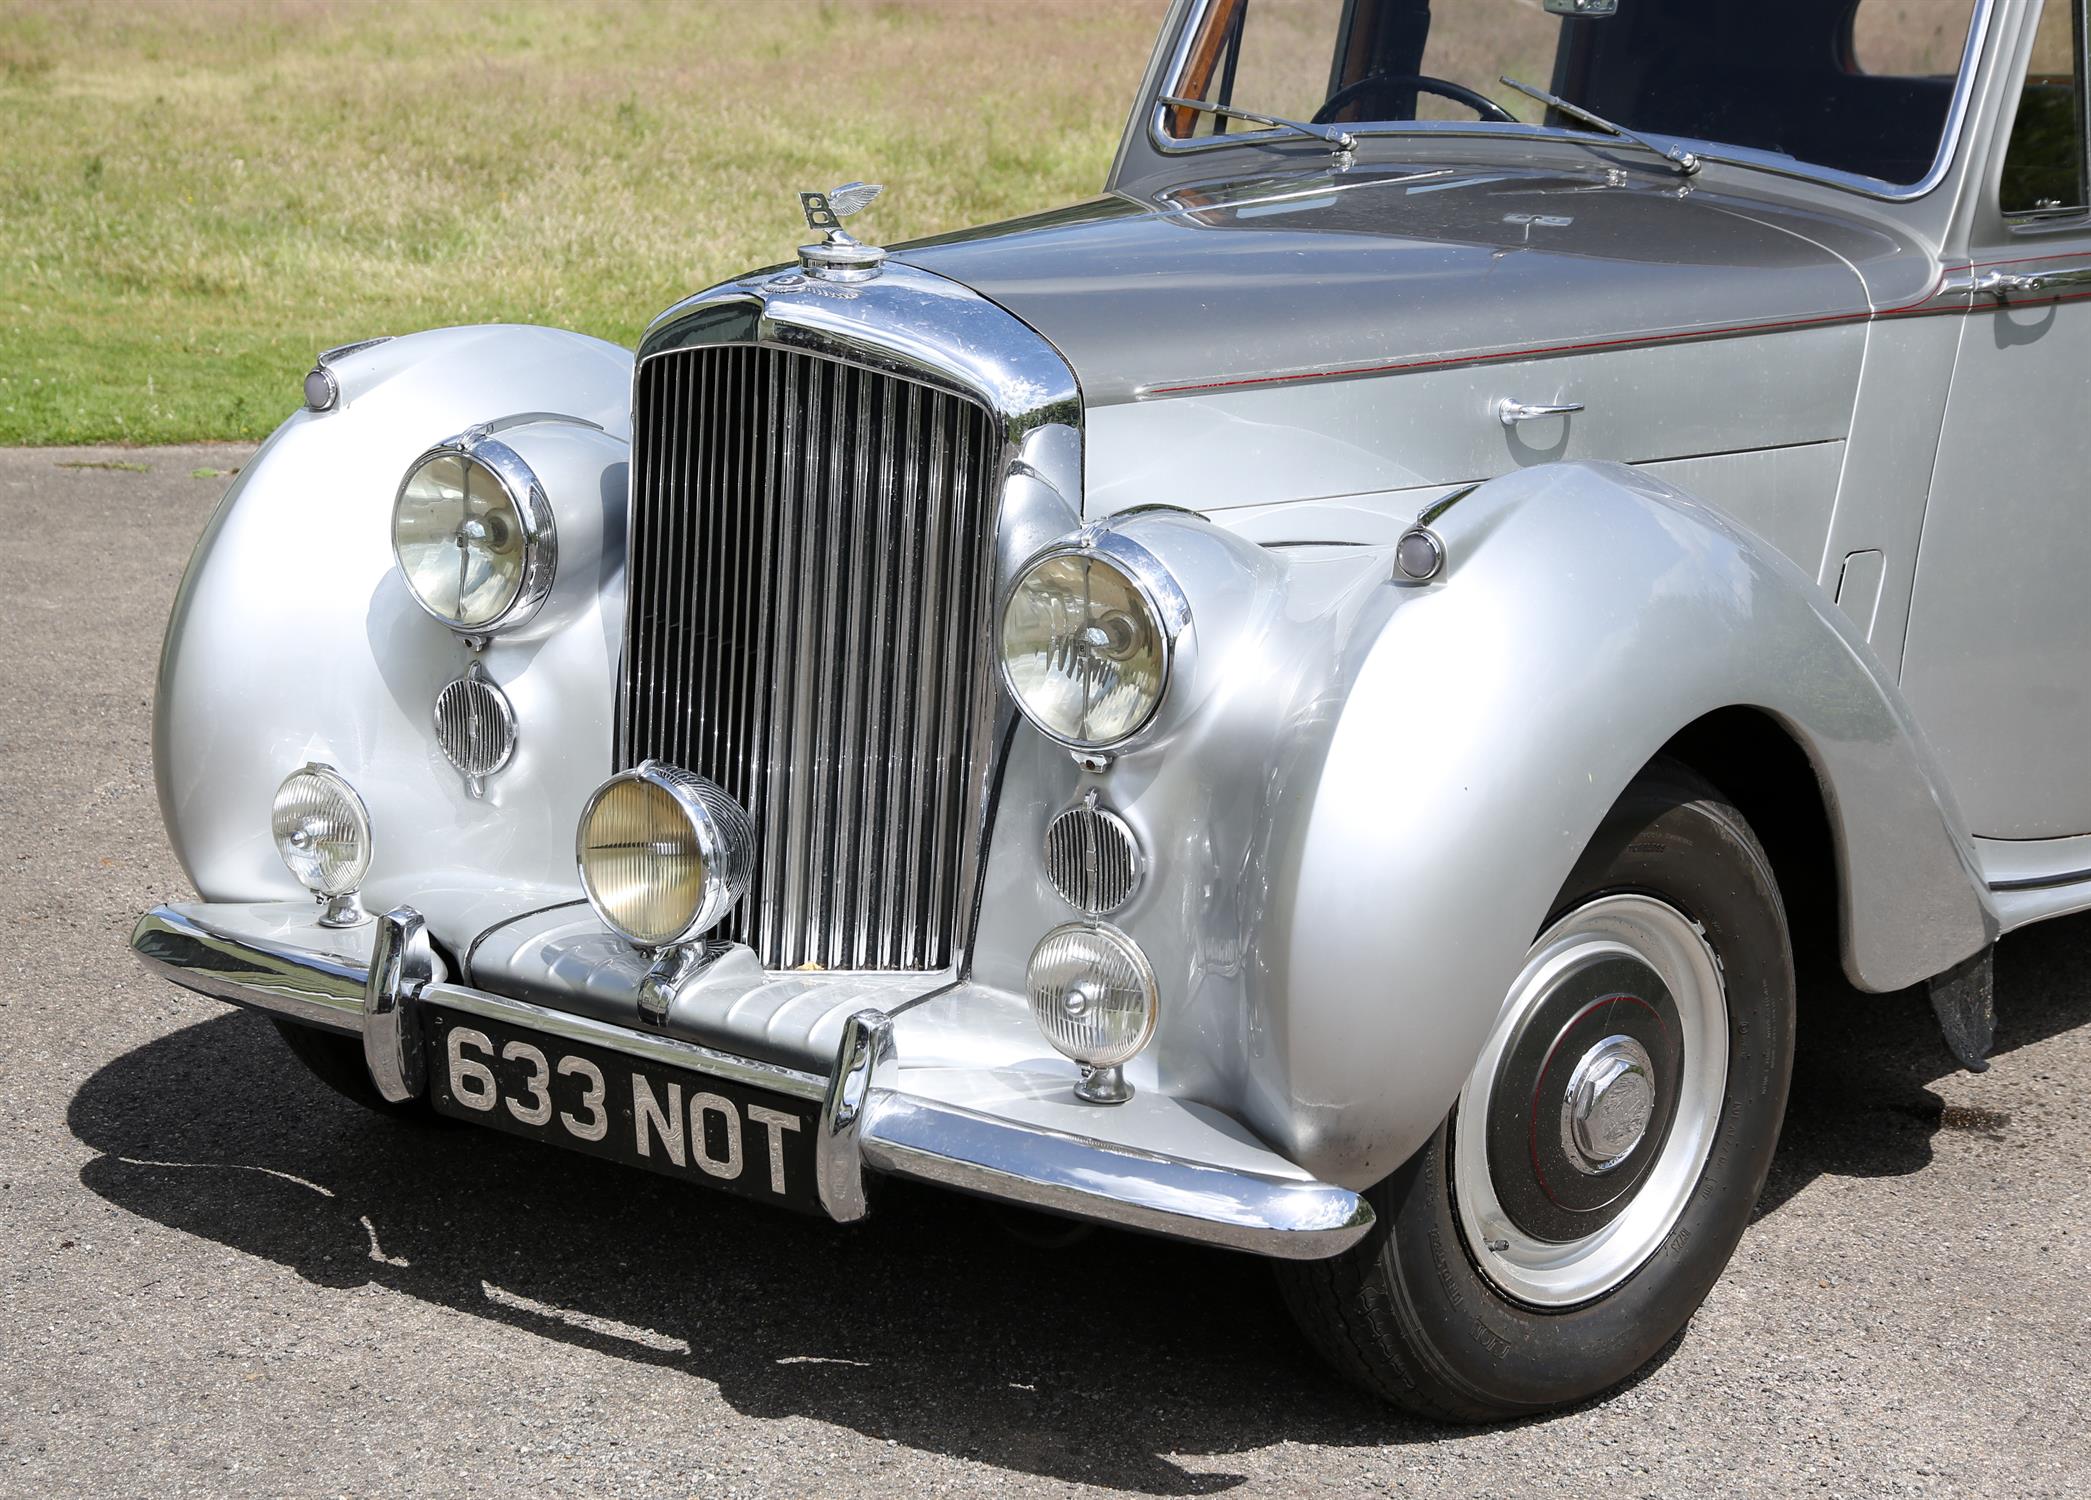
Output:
[4, 445, 2088, 1497]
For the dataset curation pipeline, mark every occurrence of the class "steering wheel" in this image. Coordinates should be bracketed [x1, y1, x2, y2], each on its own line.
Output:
[1312, 72, 1517, 126]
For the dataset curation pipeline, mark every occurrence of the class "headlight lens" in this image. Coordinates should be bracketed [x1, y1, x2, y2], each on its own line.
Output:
[271, 764, 372, 897]
[1026, 922, 1158, 1068]
[1000, 543, 1178, 748]
[576, 763, 754, 949]
[393, 442, 552, 632]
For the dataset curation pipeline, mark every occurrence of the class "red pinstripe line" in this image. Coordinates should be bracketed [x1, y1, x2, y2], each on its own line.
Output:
[1141, 255, 2091, 397]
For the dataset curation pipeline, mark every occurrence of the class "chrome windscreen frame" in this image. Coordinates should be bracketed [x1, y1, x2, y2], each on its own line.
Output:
[1134, 0, 1997, 204]
[623, 262, 1086, 979]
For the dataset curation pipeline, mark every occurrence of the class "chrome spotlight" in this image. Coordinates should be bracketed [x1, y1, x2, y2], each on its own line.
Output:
[575, 762, 755, 1024]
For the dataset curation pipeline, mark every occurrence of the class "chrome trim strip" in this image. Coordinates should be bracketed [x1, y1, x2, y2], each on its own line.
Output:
[423, 981, 826, 1101]
[859, 1093, 1376, 1259]
[132, 905, 366, 1035]
[129, 901, 1372, 1259]
[461, 897, 586, 987]
[1140, 0, 1996, 204]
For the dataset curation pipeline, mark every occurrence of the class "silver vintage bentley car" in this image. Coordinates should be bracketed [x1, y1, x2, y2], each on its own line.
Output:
[133, 0, 2087, 1419]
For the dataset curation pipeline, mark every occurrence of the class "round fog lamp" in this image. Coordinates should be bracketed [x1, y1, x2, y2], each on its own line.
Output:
[1027, 922, 1158, 1100]
[576, 762, 754, 950]
[271, 764, 373, 926]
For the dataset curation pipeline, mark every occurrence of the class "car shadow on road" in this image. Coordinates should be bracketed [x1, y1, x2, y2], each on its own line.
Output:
[1756, 908, 2091, 1221]
[67, 911, 2091, 1490]
[70, 1016, 1409, 1492]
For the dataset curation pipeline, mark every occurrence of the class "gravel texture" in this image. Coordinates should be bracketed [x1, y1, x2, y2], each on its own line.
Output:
[2, 445, 2088, 1497]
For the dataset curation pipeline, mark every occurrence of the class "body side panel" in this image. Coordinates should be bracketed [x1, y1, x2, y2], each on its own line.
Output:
[1270, 462, 1989, 1182]
[985, 468, 1990, 1188]
[1083, 327, 1863, 517]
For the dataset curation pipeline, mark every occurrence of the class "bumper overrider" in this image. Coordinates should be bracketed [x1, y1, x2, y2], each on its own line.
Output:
[130, 902, 1374, 1259]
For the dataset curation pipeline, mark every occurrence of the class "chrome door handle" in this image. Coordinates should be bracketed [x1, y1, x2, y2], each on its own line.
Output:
[1498, 397, 1585, 427]
[1975, 264, 2091, 299]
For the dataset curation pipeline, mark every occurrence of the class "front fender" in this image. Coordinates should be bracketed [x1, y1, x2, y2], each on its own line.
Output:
[1260, 460, 1991, 1186]
[154, 325, 633, 929]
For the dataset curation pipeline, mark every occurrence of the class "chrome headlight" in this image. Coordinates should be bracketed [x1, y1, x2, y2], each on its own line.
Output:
[576, 762, 755, 950]
[272, 764, 372, 926]
[393, 434, 555, 634]
[999, 533, 1187, 749]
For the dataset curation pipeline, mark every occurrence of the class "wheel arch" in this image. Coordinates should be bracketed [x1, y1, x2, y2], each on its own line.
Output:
[1231, 459, 1995, 1188]
[1654, 706, 1839, 982]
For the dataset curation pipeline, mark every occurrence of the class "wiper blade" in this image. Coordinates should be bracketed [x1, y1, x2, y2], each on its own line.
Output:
[1497, 75, 1699, 177]
[1160, 96, 1357, 157]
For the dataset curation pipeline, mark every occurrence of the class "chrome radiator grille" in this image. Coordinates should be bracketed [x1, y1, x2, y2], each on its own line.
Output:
[621, 344, 1002, 971]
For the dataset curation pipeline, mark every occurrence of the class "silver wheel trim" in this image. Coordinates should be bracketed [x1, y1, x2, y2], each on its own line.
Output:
[1452, 892, 1729, 1309]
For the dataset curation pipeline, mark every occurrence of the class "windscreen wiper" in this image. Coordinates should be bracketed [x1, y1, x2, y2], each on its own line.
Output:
[1497, 75, 1699, 176]
[1159, 96, 1357, 159]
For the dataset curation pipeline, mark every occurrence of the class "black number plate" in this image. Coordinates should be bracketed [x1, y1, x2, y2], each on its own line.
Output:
[423, 1005, 823, 1214]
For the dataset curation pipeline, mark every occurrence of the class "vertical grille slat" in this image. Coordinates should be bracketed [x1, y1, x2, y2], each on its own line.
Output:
[625, 345, 998, 972]
[900, 399, 948, 965]
[878, 384, 922, 968]
[805, 359, 845, 964]
[659, 350, 686, 769]
[851, 377, 900, 968]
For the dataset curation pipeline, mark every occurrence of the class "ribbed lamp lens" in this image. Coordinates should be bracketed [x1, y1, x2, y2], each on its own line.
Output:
[393, 451, 528, 629]
[1026, 923, 1158, 1068]
[577, 774, 708, 948]
[1001, 552, 1168, 748]
[271, 766, 372, 897]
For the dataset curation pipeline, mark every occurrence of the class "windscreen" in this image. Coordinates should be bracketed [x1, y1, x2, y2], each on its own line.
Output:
[1164, 0, 1986, 188]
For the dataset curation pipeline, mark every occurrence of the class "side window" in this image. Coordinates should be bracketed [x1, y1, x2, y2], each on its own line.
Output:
[2000, 0, 2088, 216]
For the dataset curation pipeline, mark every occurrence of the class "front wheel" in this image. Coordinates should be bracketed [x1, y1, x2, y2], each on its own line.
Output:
[1279, 762, 1795, 1420]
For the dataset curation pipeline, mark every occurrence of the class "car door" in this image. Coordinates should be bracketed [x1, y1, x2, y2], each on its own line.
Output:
[1900, 0, 2091, 839]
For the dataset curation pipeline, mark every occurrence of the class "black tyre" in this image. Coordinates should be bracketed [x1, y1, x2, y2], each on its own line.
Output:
[272, 1019, 443, 1124]
[1278, 760, 1795, 1421]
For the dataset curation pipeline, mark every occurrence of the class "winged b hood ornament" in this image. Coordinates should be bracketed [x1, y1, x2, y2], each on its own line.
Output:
[795, 181, 887, 282]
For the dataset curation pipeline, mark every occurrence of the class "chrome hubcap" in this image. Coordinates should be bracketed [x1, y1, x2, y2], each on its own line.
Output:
[1453, 893, 1728, 1308]
[1562, 1035, 1656, 1172]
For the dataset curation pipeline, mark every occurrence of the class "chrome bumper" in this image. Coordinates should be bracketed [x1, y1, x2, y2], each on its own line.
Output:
[131, 903, 1374, 1260]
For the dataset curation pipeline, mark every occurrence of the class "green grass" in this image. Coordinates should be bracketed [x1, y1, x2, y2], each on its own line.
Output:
[0, 0, 1163, 445]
